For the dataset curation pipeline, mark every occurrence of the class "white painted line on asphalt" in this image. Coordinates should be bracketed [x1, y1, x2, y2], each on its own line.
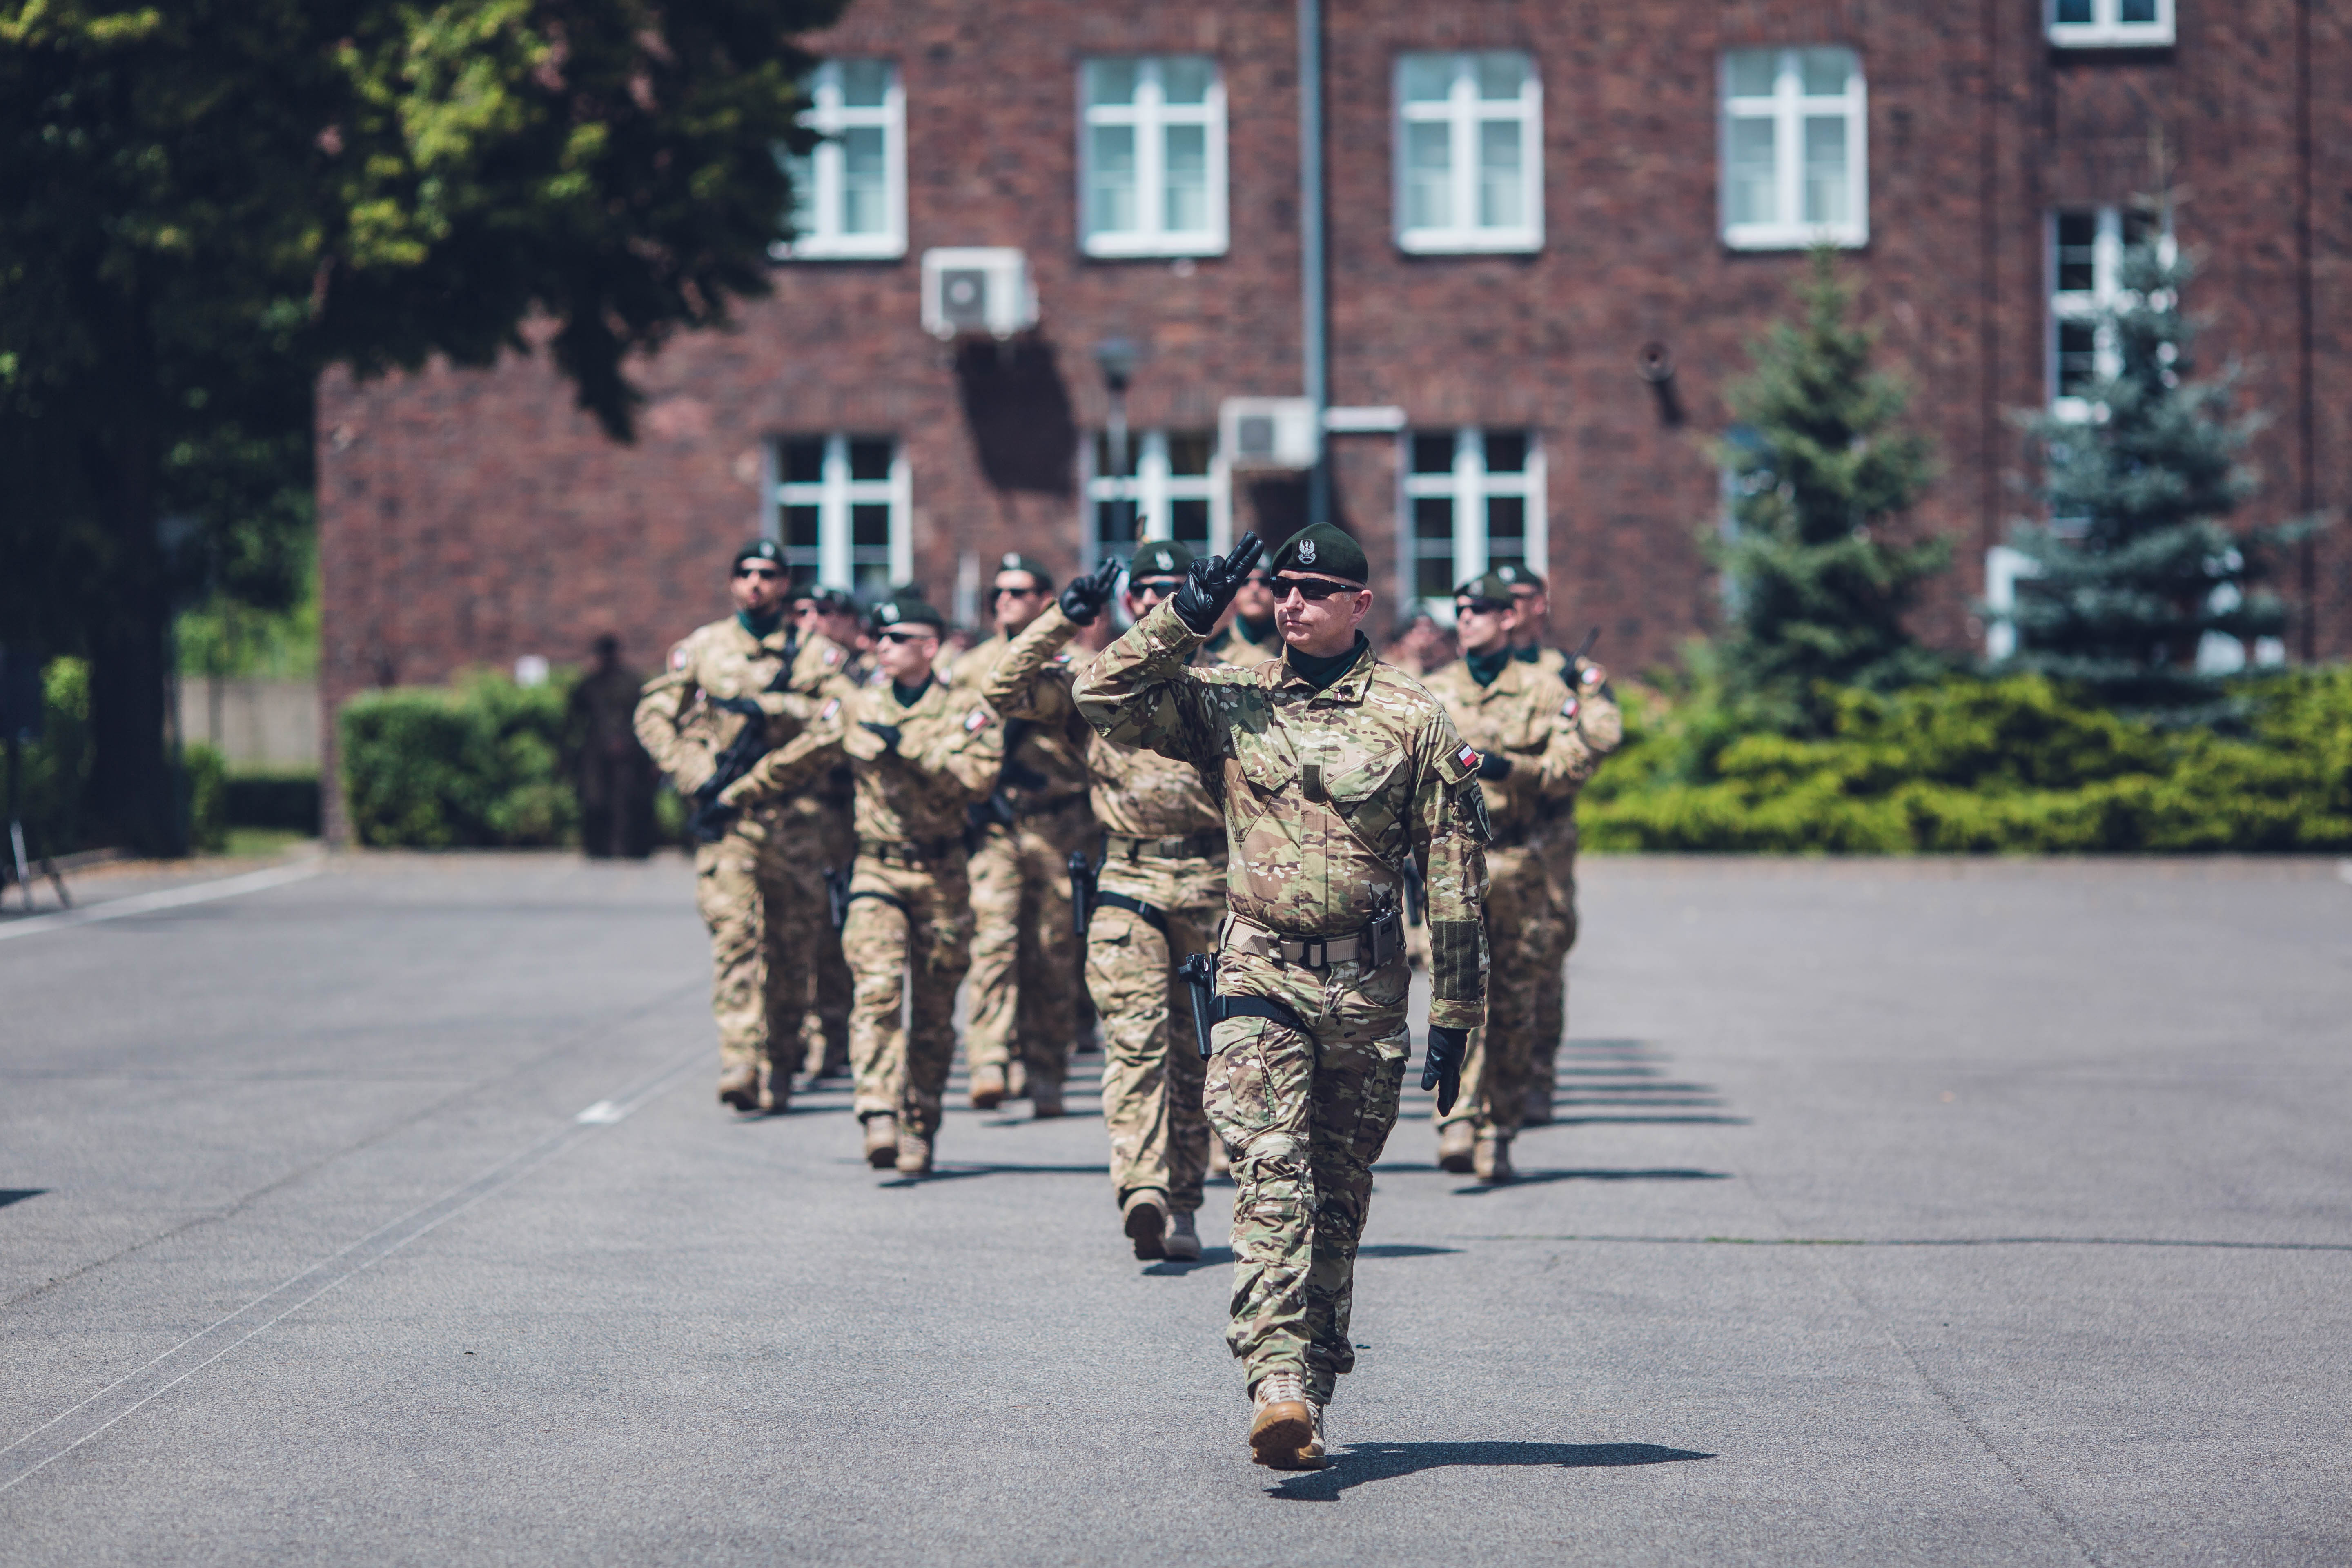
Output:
[2338, 859, 2351, 886]
[0, 861, 323, 942]
[0, 1045, 703, 1496]
[575, 1100, 625, 1124]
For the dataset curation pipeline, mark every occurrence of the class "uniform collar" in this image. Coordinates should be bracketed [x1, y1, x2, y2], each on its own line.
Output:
[1273, 635, 1375, 703]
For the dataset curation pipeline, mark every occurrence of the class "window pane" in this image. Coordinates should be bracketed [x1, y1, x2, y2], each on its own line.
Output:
[1725, 50, 1776, 98]
[1414, 496, 1454, 540]
[1484, 431, 1528, 473]
[2057, 321, 2098, 396]
[2055, 0, 2092, 19]
[839, 59, 890, 108]
[1415, 552, 1456, 601]
[1160, 56, 1212, 105]
[853, 561, 892, 593]
[1727, 117, 1778, 226]
[2120, 208, 2156, 249]
[1094, 432, 1139, 478]
[841, 127, 886, 234]
[1087, 125, 1138, 235]
[782, 148, 816, 238]
[1800, 49, 1852, 97]
[783, 438, 825, 483]
[1085, 59, 1137, 107]
[785, 505, 820, 549]
[848, 438, 893, 481]
[1401, 54, 1452, 104]
[1164, 123, 1208, 232]
[850, 503, 891, 548]
[1404, 121, 1452, 231]
[1170, 499, 1210, 552]
[2055, 212, 2097, 292]
[1475, 52, 1525, 101]
[2119, 0, 2156, 20]
[1477, 120, 1523, 229]
[1802, 117, 1849, 224]
[1167, 432, 1213, 476]
[1094, 499, 1136, 550]
[1486, 496, 1526, 549]
[1411, 434, 1455, 475]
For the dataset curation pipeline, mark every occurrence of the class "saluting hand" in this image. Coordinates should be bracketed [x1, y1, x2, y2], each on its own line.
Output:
[1058, 556, 1124, 626]
[1169, 532, 1265, 635]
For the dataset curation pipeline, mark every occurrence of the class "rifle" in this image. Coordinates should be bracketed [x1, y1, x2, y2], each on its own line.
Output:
[824, 865, 851, 932]
[1572, 626, 1600, 663]
[1401, 864, 1424, 929]
[686, 638, 799, 842]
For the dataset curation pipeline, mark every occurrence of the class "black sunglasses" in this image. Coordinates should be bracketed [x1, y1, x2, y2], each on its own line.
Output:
[735, 564, 784, 581]
[1455, 598, 1511, 616]
[1271, 575, 1359, 602]
[875, 628, 933, 644]
[1132, 577, 1185, 595]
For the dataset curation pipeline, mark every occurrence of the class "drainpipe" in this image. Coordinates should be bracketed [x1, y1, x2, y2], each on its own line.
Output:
[1299, 0, 1329, 528]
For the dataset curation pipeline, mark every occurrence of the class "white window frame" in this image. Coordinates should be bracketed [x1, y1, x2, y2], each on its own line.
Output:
[1392, 51, 1544, 255]
[1080, 430, 1229, 569]
[768, 434, 913, 591]
[773, 60, 906, 261]
[1396, 428, 1547, 624]
[2047, 205, 2172, 421]
[1078, 56, 1229, 258]
[1718, 47, 1869, 251]
[2047, 0, 2174, 49]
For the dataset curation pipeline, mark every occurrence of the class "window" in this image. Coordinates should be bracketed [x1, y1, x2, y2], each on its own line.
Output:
[1085, 431, 1225, 566]
[1398, 429, 1544, 620]
[2048, 206, 2157, 417]
[1719, 47, 1867, 250]
[1394, 52, 1543, 254]
[2048, 0, 2173, 48]
[775, 60, 905, 260]
[1080, 57, 1227, 257]
[770, 435, 911, 593]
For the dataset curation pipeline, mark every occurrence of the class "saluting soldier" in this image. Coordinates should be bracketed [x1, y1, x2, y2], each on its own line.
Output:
[949, 554, 1096, 1118]
[1489, 562, 1622, 1125]
[1074, 523, 1489, 1472]
[983, 542, 1222, 1263]
[712, 596, 1001, 1176]
[633, 541, 851, 1115]
[1419, 573, 1600, 1183]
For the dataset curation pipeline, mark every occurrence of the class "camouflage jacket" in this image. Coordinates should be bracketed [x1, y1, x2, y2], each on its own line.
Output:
[632, 617, 849, 795]
[1516, 645, 1624, 755]
[1074, 601, 1490, 1031]
[1207, 615, 1283, 668]
[1420, 657, 1599, 846]
[718, 673, 1001, 848]
[983, 604, 1221, 842]
[948, 629, 1091, 810]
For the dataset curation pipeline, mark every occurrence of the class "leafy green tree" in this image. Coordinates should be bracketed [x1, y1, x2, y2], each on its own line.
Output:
[2002, 232, 2286, 724]
[0, 0, 838, 851]
[1714, 247, 1947, 735]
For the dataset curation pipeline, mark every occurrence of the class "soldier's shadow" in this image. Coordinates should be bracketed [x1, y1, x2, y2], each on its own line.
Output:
[1269, 1440, 1711, 1501]
[1141, 1247, 1233, 1276]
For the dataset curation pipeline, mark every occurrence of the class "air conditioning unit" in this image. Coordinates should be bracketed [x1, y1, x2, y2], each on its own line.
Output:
[920, 248, 1036, 340]
[1218, 397, 1321, 471]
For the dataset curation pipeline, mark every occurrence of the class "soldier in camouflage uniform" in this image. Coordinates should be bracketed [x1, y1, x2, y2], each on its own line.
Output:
[793, 587, 865, 1082]
[1205, 559, 1282, 667]
[1075, 523, 1489, 1472]
[984, 543, 1224, 1262]
[633, 541, 852, 1114]
[1490, 562, 1621, 1125]
[1421, 573, 1600, 1183]
[715, 596, 1001, 1176]
[949, 554, 1096, 1117]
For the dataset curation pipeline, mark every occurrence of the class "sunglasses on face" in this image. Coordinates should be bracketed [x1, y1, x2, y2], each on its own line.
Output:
[1271, 575, 1357, 602]
[993, 584, 1042, 599]
[875, 628, 934, 645]
[1456, 598, 1510, 617]
[1132, 578, 1184, 597]
[735, 565, 783, 581]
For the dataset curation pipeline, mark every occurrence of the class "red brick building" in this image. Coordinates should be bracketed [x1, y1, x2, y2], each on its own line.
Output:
[318, 0, 2348, 831]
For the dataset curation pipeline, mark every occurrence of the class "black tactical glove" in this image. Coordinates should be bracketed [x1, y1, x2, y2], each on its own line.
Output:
[1423, 1025, 1468, 1116]
[1058, 556, 1123, 626]
[1475, 751, 1513, 781]
[711, 695, 764, 719]
[687, 798, 739, 844]
[858, 721, 902, 754]
[1169, 532, 1265, 635]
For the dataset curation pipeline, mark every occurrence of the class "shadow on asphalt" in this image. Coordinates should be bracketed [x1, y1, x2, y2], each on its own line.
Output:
[0, 1189, 45, 1209]
[1448, 1168, 1732, 1195]
[1142, 1247, 1234, 1276]
[1269, 1440, 1713, 1500]
[875, 1163, 1110, 1187]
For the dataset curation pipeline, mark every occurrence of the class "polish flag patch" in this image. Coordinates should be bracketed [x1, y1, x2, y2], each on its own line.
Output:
[1560, 696, 1580, 719]
[820, 698, 842, 722]
[823, 646, 842, 666]
[1581, 665, 1602, 685]
[965, 707, 995, 733]
[1456, 743, 1479, 772]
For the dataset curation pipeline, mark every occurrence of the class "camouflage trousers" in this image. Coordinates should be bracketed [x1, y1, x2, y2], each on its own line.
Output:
[695, 810, 824, 1088]
[964, 802, 1093, 1089]
[1526, 828, 1583, 1108]
[1437, 844, 1555, 1142]
[1206, 944, 1411, 1406]
[1085, 854, 1225, 1216]
[800, 801, 854, 1076]
[841, 848, 973, 1140]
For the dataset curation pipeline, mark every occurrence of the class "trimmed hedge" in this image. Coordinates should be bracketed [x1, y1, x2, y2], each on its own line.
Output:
[225, 773, 321, 833]
[338, 671, 577, 849]
[1581, 669, 2352, 854]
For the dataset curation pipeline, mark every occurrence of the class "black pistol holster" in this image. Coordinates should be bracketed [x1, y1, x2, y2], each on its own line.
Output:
[823, 865, 851, 933]
[1066, 850, 1098, 938]
[1176, 952, 1305, 1060]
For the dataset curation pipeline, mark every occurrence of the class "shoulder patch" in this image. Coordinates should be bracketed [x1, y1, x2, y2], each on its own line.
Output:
[668, 643, 692, 671]
[1581, 664, 1602, 686]
[1560, 695, 1580, 720]
[824, 646, 842, 666]
[820, 697, 842, 722]
[965, 706, 995, 733]
[1048, 653, 1073, 668]
[1456, 742, 1480, 773]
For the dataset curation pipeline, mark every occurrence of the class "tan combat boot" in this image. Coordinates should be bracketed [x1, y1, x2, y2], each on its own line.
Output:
[1123, 1189, 1168, 1260]
[1249, 1371, 1324, 1470]
[1006, 1060, 1029, 1100]
[1473, 1133, 1514, 1185]
[895, 1127, 933, 1177]
[1030, 1074, 1065, 1120]
[1436, 1120, 1476, 1174]
[717, 1063, 761, 1114]
[1162, 1209, 1202, 1262]
[862, 1113, 899, 1169]
[757, 1060, 789, 1116]
[1522, 1083, 1553, 1126]
[969, 1063, 1007, 1110]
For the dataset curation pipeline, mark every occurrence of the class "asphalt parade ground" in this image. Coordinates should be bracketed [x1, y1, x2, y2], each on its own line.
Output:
[2, 853, 2347, 1566]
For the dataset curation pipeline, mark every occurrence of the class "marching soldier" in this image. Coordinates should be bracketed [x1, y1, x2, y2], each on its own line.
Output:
[1074, 523, 1489, 1472]
[712, 596, 1001, 1176]
[982, 542, 1221, 1263]
[949, 554, 1096, 1117]
[566, 633, 657, 859]
[793, 587, 863, 1083]
[1490, 562, 1622, 1126]
[633, 541, 849, 1114]
[1420, 573, 1600, 1183]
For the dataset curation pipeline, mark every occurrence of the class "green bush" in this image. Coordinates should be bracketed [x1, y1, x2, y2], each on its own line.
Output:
[338, 670, 578, 849]
[1582, 668, 2352, 854]
[14, 656, 93, 858]
[224, 772, 321, 833]
[185, 744, 228, 854]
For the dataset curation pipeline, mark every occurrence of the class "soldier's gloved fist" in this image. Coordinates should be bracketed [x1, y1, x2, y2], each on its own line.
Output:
[1423, 1025, 1469, 1116]
[858, 721, 903, 754]
[688, 800, 739, 844]
[1059, 557, 1123, 626]
[1475, 751, 1514, 781]
[1169, 532, 1265, 635]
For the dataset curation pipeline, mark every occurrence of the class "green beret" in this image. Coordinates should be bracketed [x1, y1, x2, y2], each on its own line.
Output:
[869, 596, 945, 632]
[1454, 571, 1517, 604]
[996, 552, 1055, 595]
[1491, 561, 1546, 594]
[733, 539, 784, 570]
[1130, 540, 1195, 580]
[1267, 523, 1368, 585]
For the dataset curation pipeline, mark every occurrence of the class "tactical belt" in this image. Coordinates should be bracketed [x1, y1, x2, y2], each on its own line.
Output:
[1221, 910, 1405, 971]
[1091, 889, 1167, 935]
[859, 835, 962, 867]
[1105, 828, 1225, 862]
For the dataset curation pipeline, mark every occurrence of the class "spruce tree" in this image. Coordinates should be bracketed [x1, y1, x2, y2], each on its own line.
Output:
[2002, 232, 2281, 723]
[1715, 248, 1946, 735]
